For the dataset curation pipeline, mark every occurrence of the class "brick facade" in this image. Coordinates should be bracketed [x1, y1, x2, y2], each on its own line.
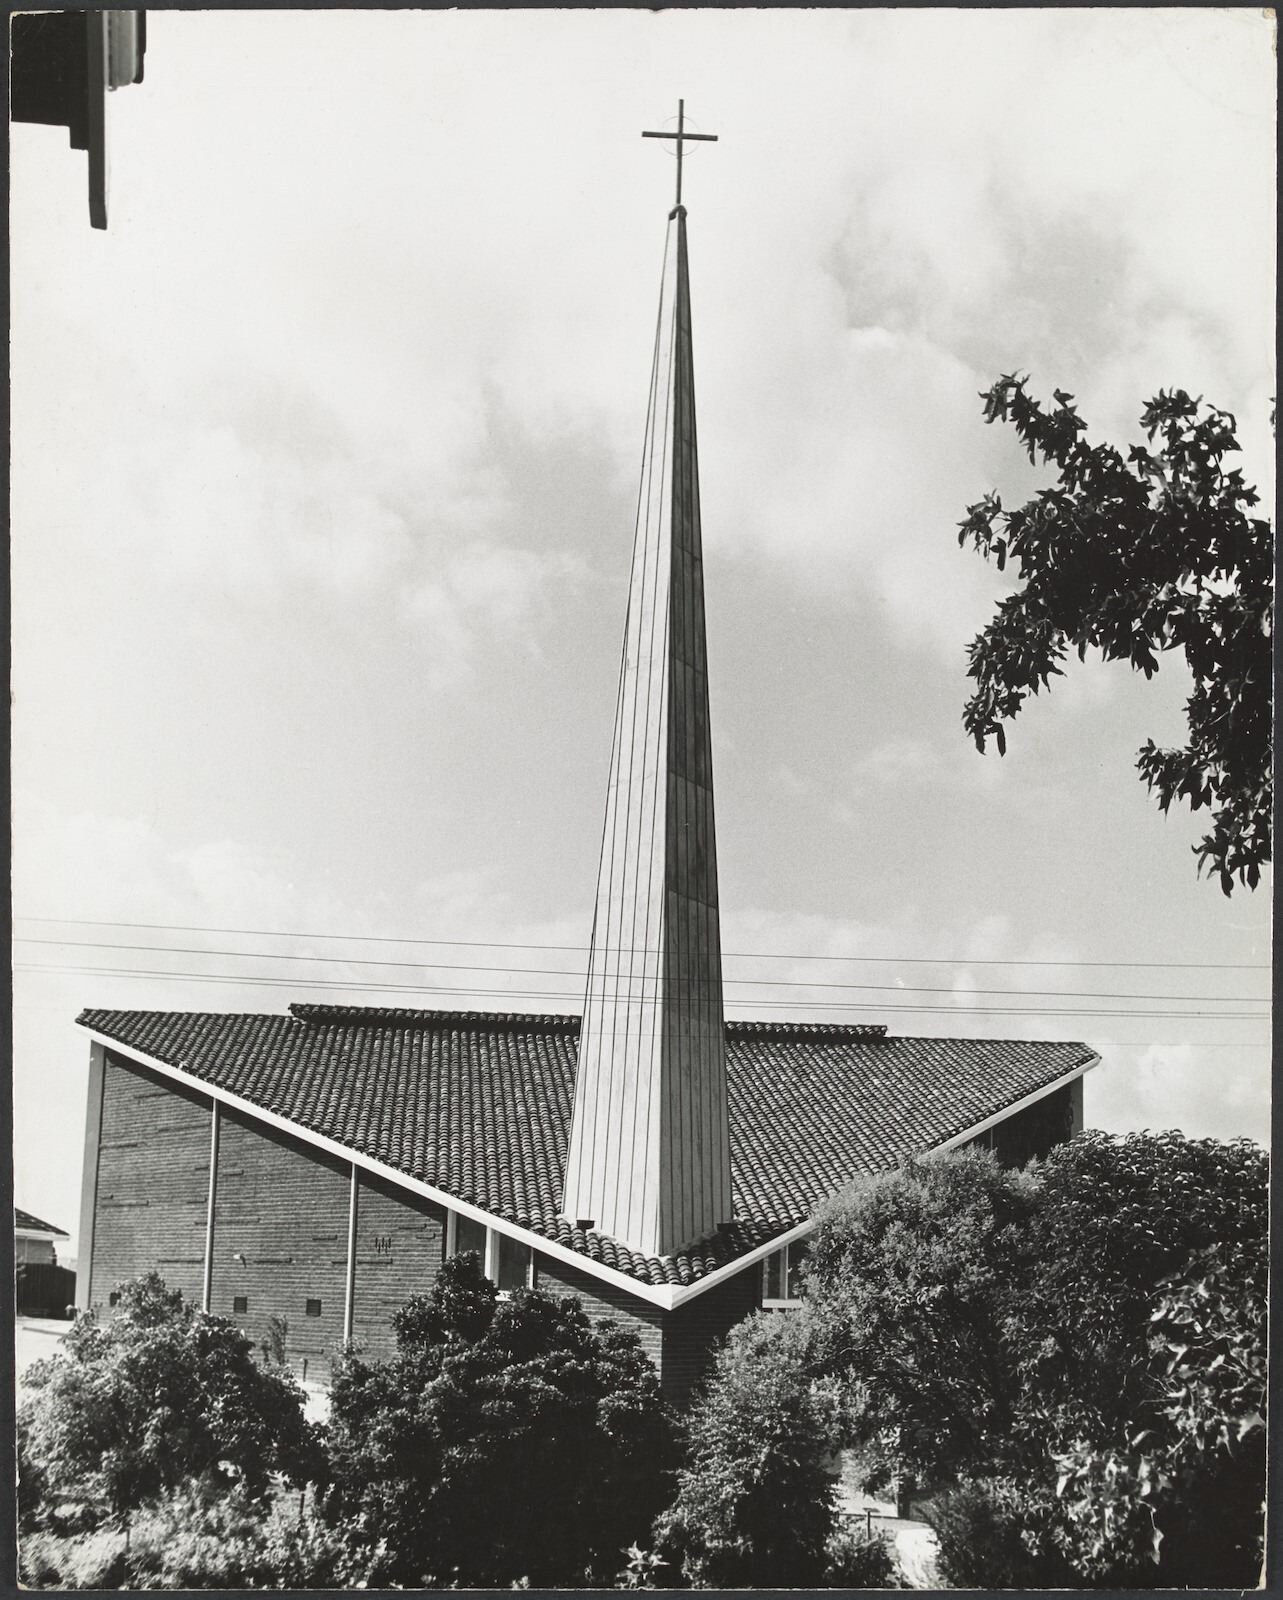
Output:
[661, 1264, 762, 1406]
[350, 1170, 447, 1363]
[535, 1255, 665, 1373]
[84, 1047, 1086, 1407]
[90, 1051, 211, 1309]
[966, 1078, 1083, 1168]
[208, 1107, 351, 1385]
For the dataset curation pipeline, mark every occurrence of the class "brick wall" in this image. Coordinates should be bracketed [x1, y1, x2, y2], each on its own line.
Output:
[537, 1251, 759, 1406]
[661, 1263, 761, 1407]
[350, 1170, 447, 1363]
[209, 1108, 351, 1385]
[979, 1079, 1083, 1168]
[535, 1254, 665, 1374]
[88, 1050, 766, 1406]
[91, 1051, 211, 1309]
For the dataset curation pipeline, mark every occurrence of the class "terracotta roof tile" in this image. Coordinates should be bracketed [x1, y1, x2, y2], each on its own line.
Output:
[77, 1004, 1094, 1289]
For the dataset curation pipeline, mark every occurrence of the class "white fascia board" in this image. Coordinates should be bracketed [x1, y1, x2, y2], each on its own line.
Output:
[667, 1054, 1099, 1309]
[667, 1215, 815, 1309]
[15, 1228, 65, 1242]
[82, 1029, 1100, 1319]
[933, 1054, 1099, 1153]
[80, 1027, 679, 1311]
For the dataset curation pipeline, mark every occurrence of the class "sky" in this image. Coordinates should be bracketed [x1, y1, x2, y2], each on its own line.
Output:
[10, 8, 1275, 1259]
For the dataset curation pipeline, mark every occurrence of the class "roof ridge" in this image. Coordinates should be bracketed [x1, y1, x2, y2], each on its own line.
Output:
[287, 1003, 583, 1032]
[726, 1019, 888, 1040]
[286, 1005, 891, 1041]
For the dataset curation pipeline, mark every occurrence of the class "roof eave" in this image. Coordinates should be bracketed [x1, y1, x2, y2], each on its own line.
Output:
[78, 1025, 1101, 1317]
[78, 1025, 683, 1311]
[666, 1047, 1101, 1308]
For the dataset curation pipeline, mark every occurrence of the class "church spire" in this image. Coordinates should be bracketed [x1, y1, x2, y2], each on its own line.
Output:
[562, 129, 731, 1259]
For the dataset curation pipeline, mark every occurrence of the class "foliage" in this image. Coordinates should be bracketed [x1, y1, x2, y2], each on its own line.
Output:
[653, 1311, 841, 1588]
[323, 1252, 676, 1588]
[924, 1477, 1072, 1589]
[960, 379, 1272, 892]
[260, 1313, 289, 1366]
[805, 1148, 1042, 1485]
[615, 1543, 671, 1588]
[19, 1272, 319, 1525]
[805, 1133, 1267, 1588]
[823, 1524, 905, 1588]
[20, 1480, 383, 1590]
[1052, 1253, 1267, 1587]
[1020, 1129, 1267, 1448]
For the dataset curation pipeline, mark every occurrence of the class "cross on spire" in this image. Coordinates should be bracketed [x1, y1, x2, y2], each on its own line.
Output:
[642, 99, 718, 208]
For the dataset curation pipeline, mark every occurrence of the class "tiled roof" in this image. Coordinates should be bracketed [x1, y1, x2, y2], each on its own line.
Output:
[15, 1207, 69, 1237]
[77, 1004, 1094, 1290]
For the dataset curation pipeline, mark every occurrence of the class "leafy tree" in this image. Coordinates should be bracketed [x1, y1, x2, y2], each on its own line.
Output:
[1053, 1251, 1267, 1587]
[653, 1310, 842, 1588]
[804, 1133, 1267, 1587]
[19, 1272, 318, 1530]
[322, 1252, 676, 1588]
[804, 1148, 1042, 1488]
[959, 379, 1272, 892]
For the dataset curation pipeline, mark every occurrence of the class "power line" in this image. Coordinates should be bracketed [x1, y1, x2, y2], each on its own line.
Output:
[15, 961, 1271, 1021]
[12, 936, 1269, 1006]
[14, 915, 1270, 972]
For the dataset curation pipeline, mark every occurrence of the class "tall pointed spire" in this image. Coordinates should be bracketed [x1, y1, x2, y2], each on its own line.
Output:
[562, 196, 732, 1259]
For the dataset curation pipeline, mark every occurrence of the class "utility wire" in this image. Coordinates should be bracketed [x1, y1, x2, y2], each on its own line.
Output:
[12, 936, 1268, 1006]
[14, 915, 1270, 972]
[16, 961, 1270, 1020]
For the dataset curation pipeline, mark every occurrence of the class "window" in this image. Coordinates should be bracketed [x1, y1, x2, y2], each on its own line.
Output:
[496, 1231, 533, 1293]
[108, 1291, 120, 1307]
[454, 1213, 488, 1261]
[448, 1211, 535, 1293]
[305, 1298, 322, 1318]
[762, 1237, 809, 1308]
[233, 1295, 248, 1314]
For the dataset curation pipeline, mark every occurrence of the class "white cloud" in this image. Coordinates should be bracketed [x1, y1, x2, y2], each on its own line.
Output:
[1088, 1042, 1269, 1146]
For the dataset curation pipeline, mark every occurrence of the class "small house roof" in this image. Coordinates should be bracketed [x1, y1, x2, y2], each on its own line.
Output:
[15, 1207, 69, 1238]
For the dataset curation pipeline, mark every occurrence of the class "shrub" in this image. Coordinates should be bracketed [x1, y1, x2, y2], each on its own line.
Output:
[824, 1525, 905, 1588]
[20, 1481, 382, 1590]
[653, 1311, 840, 1588]
[807, 1133, 1268, 1588]
[324, 1253, 676, 1588]
[20, 1271, 319, 1526]
[925, 1478, 1071, 1589]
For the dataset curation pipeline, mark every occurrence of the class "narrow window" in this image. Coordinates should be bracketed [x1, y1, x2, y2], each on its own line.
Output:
[449, 1211, 534, 1292]
[786, 1237, 809, 1300]
[496, 1231, 533, 1293]
[233, 1295, 248, 1314]
[108, 1291, 120, 1307]
[305, 1298, 322, 1318]
[763, 1240, 808, 1308]
[453, 1213, 488, 1262]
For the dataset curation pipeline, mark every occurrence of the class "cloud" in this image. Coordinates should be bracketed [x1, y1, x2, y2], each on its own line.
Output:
[1088, 1043, 1269, 1146]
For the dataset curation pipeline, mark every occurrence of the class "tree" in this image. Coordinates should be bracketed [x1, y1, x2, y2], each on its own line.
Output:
[959, 379, 1272, 892]
[19, 1272, 318, 1530]
[322, 1252, 676, 1588]
[803, 1133, 1267, 1587]
[804, 1148, 1043, 1489]
[653, 1311, 842, 1588]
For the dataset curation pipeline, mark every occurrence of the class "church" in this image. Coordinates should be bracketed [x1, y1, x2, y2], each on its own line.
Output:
[74, 113, 1097, 1405]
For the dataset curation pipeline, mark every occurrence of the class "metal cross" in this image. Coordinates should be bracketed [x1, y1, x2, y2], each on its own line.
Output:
[641, 99, 717, 208]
